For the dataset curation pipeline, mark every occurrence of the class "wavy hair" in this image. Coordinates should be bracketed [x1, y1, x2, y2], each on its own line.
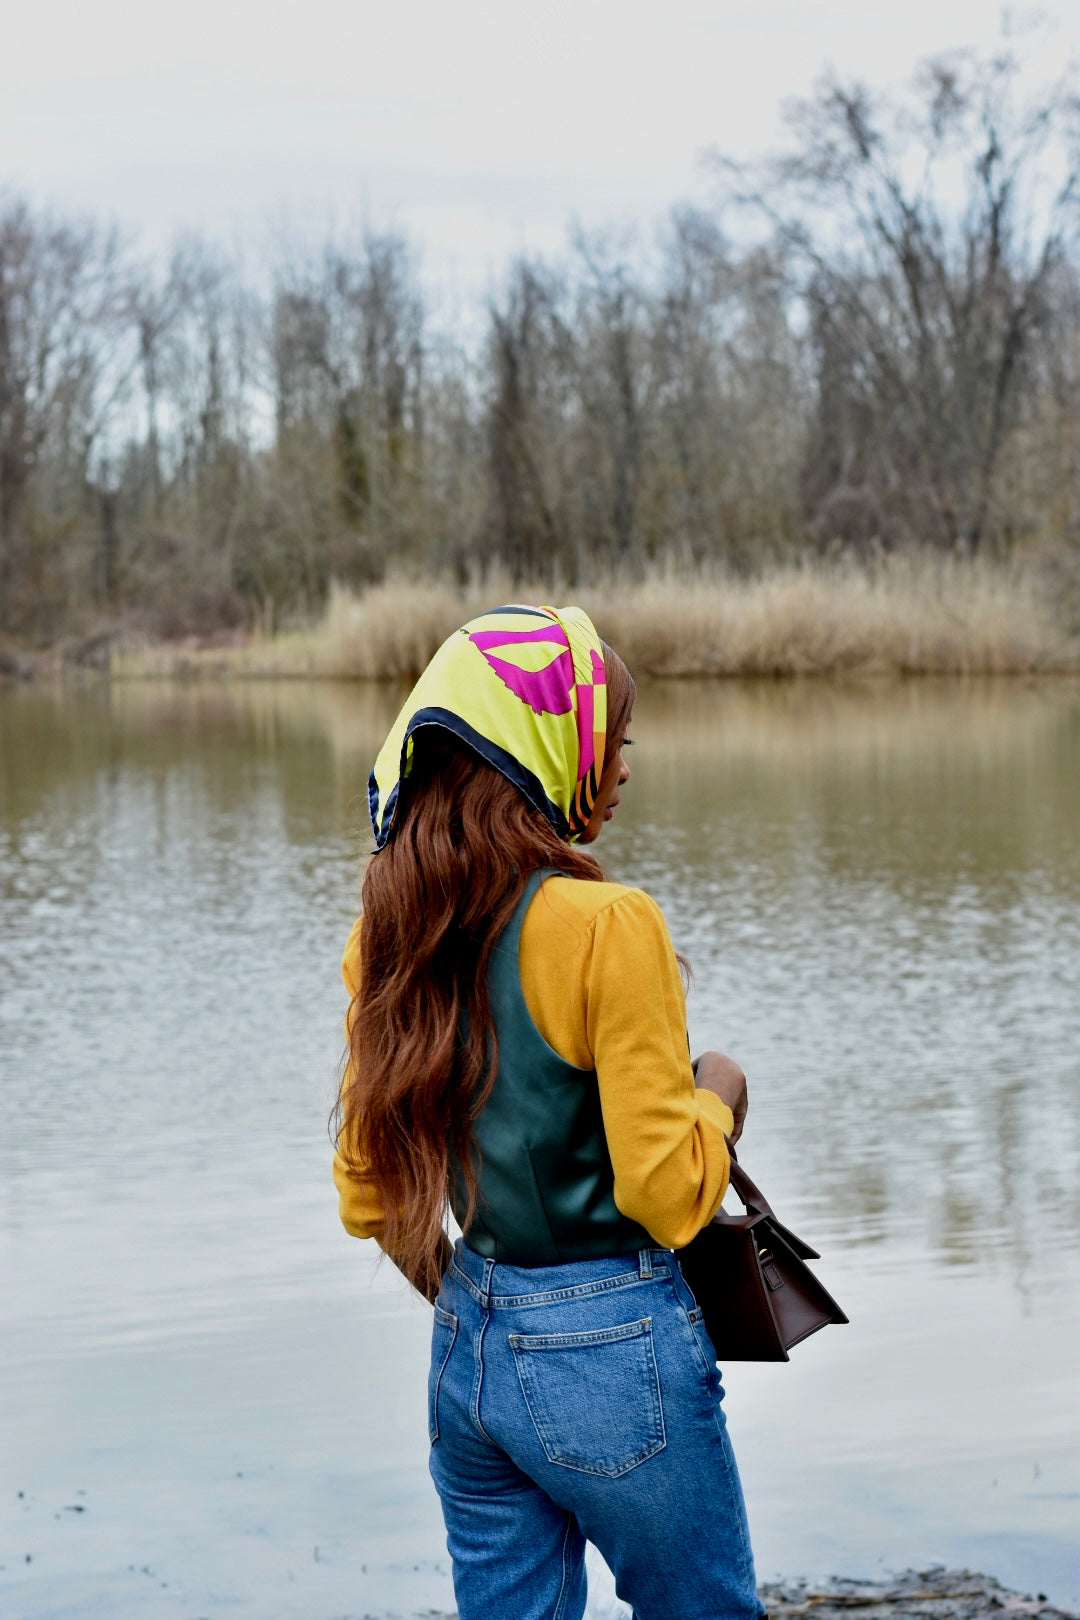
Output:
[335, 645, 636, 1299]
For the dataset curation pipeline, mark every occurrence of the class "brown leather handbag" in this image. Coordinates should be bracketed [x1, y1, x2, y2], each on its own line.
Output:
[678, 1155, 849, 1361]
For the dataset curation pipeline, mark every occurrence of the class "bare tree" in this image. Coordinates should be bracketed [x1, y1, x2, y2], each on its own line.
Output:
[571, 230, 651, 572]
[0, 199, 135, 629]
[485, 261, 575, 579]
[270, 234, 423, 532]
[715, 46, 1080, 554]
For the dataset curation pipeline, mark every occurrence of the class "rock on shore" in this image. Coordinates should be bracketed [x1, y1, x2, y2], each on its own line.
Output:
[759, 1569, 1076, 1620]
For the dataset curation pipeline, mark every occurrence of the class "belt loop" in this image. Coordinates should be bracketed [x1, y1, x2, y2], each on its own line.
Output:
[480, 1257, 494, 1306]
[639, 1249, 653, 1279]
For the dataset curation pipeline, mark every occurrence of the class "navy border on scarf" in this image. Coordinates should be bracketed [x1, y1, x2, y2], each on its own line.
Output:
[368, 705, 571, 849]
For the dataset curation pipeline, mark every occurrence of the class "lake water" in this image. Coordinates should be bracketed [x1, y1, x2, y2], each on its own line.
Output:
[2, 676, 1078, 1619]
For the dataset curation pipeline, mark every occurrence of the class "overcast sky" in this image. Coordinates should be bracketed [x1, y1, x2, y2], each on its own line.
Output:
[4, 1, 1076, 296]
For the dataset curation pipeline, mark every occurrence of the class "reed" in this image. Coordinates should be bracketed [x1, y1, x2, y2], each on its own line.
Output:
[109, 554, 1077, 681]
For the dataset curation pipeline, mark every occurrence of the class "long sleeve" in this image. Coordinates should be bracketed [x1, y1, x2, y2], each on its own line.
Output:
[579, 889, 733, 1248]
[332, 916, 388, 1240]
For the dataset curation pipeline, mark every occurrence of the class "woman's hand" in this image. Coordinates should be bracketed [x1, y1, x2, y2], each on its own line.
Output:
[692, 1050, 748, 1144]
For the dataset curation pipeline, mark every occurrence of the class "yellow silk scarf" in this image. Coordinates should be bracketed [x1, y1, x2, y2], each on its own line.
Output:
[369, 604, 608, 847]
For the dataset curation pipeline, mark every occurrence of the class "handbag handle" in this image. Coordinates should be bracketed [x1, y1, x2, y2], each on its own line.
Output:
[725, 1149, 775, 1220]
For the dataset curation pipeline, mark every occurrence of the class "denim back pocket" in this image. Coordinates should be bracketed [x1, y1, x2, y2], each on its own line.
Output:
[508, 1317, 665, 1477]
[428, 1304, 458, 1444]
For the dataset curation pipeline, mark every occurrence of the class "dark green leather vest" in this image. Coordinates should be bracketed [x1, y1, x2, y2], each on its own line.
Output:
[450, 869, 654, 1265]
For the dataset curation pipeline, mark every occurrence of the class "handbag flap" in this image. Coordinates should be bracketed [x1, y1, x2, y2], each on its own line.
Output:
[767, 1216, 820, 1261]
[754, 1223, 849, 1349]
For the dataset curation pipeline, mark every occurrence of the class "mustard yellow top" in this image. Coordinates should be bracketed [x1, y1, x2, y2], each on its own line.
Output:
[333, 876, 734, 1252]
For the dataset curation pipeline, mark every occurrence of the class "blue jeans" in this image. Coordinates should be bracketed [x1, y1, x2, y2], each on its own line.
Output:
[429, 1240, 765, 1620]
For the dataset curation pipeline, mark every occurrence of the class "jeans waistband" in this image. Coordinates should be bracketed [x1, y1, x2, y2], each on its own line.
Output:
[446, 1238, 671, 1310]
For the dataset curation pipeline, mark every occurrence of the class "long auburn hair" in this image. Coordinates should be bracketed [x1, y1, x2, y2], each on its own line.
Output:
[335, 644, 636, 1299]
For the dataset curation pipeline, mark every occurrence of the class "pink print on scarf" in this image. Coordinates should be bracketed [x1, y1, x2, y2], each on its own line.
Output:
[469, 624, 574, 716]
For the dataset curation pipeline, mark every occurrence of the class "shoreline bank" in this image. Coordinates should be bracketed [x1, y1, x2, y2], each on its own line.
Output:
[4, 557, 1079, 684]
[367, 1570, 1079, 1620]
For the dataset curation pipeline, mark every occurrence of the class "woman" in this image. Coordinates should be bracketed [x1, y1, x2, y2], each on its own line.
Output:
[334, 604, 763, 1620]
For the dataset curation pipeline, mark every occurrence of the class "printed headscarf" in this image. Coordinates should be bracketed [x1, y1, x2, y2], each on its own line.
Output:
[369, 604, 608, 848]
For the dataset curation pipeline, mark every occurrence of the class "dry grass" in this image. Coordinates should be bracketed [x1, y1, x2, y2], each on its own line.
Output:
[588, 553, 1075, 677]
[109, 553, 1078, 682]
